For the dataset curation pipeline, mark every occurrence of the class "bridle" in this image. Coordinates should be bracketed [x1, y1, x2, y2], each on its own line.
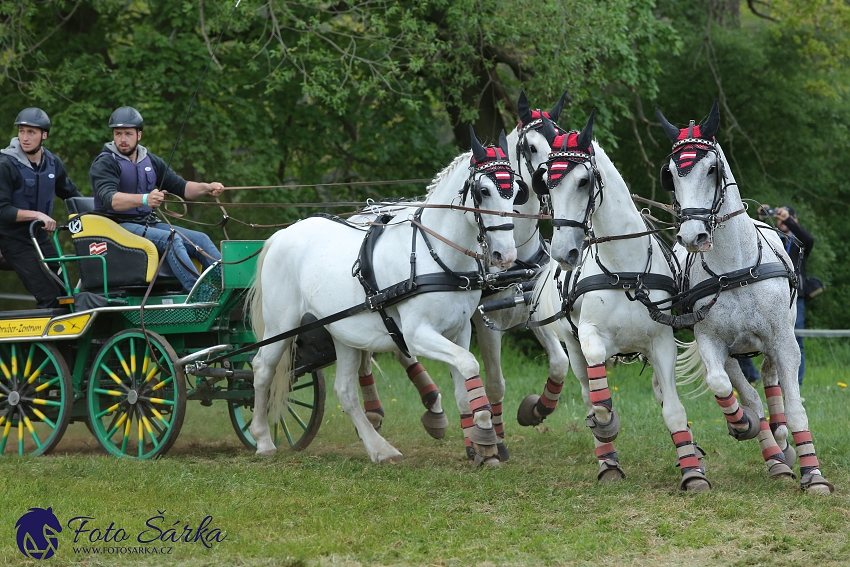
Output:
[537, 143, 604, 236]
[660, 131, 744, 235]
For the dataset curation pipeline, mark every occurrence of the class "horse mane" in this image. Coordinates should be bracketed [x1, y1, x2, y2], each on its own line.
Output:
[425, 152, 470, 198]
[591, 142, 623, 187]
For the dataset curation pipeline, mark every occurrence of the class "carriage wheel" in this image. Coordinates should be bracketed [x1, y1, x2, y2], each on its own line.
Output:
[87, 330, 186, 459]
[227, 369, 326, 451]
[0, 342, 72, 456]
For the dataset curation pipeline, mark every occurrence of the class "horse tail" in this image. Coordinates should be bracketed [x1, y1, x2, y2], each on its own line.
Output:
[268, 342, 295, 424]
[675, 338, 710, 397]
[247, 232, 297, 423]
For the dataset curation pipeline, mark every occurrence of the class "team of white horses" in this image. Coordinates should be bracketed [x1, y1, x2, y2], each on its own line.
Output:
[248, 94, 833, 493]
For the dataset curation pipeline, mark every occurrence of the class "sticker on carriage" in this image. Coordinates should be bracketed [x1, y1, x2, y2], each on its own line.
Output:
[68, 218, 83, 234]
[46, 314, 92, 337]
[89, 242, 107, 256]
[0, 317, 51, 338]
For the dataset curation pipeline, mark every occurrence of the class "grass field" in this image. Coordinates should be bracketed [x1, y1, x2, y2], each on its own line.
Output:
[1, 337, 849, 567]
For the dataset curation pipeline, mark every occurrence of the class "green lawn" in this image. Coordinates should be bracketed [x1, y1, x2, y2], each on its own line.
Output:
[1, 338, 848, 567]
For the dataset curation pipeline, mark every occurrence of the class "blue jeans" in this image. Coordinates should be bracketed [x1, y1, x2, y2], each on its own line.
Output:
[120, 222, 221, 292]
[796, 298, 806, 386]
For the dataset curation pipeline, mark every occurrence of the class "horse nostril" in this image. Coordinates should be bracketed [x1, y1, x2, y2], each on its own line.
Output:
[676, 235, 685, 247]
[567, 249, 579, 265]
[696, 233, 710, 246]
[492, 251, 503, 262]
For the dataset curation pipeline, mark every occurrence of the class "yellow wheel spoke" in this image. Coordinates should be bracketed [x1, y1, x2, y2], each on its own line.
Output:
[30, 407, 56, 429]
[100, 363, 125, 387]
[30, 398, 61, 407]
[93, 388, 124, 397]
[34, 375, 60, 392]
[151, 377, 173, 391]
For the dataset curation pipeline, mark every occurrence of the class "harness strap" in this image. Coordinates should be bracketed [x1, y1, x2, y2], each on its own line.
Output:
[574, 272, 678, 297]
[680, 262, 795, 313]
[410, 218, 484, 260]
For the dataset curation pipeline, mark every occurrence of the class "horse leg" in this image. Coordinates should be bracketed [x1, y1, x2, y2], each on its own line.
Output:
[725, 357, 794, 479]
[395, 351, 448, 439]
[562, 336, 624, 481]
[408, 324, 499, 466]
[649, 337, 711, 491]
[517, 326, 571, 428]
[759, 356, 795, 465]
[249, 340, 289, 455]
[472, 313, 509, 461]
[765, 333, 834, 493]
[696, 336, 760, 442]
[356, 353, 385, 432]
[579, 330, 620, 443]
[335, 343, 402, 463]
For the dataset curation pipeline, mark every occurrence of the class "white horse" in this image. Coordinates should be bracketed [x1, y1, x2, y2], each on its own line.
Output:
[524, 111, 711, 490]
[350, 92, 572, 463]
[249, 129, 522, 465]
[655, 101, 833, 493]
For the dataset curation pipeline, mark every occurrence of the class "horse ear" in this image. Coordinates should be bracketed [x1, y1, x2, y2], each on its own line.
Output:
[469, 125, 487, 162]
[549, 89, 570, 122]
[700, 99, 720, 139]
[576, 108, 595, 151]
[518, 90, 532, 125]
[541, 115, 558, 147]
[655, 107, 680, 142]
[499, 129, 509, 157]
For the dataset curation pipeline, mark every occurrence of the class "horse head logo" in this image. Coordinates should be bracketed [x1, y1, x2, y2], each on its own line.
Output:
[15, 507, 62, 560]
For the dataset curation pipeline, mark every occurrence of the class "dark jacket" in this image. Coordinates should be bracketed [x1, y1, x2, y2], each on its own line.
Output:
[0, 137, 80, 243]
[782, 217, 813, 296]
[89, 142, 187, 224]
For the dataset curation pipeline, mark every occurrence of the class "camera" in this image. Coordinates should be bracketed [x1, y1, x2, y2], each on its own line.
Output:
[758, 206, 780, 217]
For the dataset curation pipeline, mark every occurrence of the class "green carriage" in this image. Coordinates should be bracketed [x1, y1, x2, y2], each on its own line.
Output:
[0, 200, 330, 459]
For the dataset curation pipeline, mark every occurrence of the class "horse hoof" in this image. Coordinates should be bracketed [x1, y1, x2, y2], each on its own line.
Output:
[497, 442, 510, 462]
[800, 473, 835, 494]
[366, 411, 383, 432]
[586, 410, 620, 443]
[768, 462, 796, 480]
[597, 459, 625, 482]
[468, 424, 498, 446]
[727, 406, 760, 441]
[378, 452, 403, 464]
[782, 441, 797, 467]
[680, 469, 712, 492]
[472, 454, 501, 468]
[517, 394, 543, 427]
[421, 410, 448, 439]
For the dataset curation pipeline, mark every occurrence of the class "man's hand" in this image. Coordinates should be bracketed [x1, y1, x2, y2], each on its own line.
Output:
[35, 212, 57, 232]
[147, 189, 166, 208]
[774, 207, 790, 222]
[207, 182, 224, 197]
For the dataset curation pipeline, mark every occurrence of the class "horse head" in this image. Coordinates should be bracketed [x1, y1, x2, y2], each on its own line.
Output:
[465, 125, 521, 269]
[655, 100, 725, 253]
[511, 90, 569, 192]
[535, 109, 596, 269]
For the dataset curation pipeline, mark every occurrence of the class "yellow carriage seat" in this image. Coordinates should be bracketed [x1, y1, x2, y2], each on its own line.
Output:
[65, 197, 158, 290]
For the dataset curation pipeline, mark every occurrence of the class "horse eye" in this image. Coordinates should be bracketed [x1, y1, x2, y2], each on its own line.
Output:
[707, 165, 716, 174]
[481, 188, 491, 197]
[578, 178, 589, 187]
[530, 145, 538, 153]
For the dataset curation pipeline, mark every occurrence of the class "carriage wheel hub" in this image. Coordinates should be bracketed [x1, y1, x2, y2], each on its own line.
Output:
[127, 390, 138, 405]
[8, 391, 20, 406]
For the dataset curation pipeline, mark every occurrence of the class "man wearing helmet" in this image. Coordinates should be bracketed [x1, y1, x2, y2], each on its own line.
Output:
[0, 108, 82, 308]
[89, 106, 224, 293]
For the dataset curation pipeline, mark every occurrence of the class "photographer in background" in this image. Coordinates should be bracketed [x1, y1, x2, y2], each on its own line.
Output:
[759, 205, 814, 387]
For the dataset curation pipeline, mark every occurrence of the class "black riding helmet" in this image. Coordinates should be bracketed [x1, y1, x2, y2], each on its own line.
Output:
[109, 106, 144, 130]
[15, 108, 51, 132]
